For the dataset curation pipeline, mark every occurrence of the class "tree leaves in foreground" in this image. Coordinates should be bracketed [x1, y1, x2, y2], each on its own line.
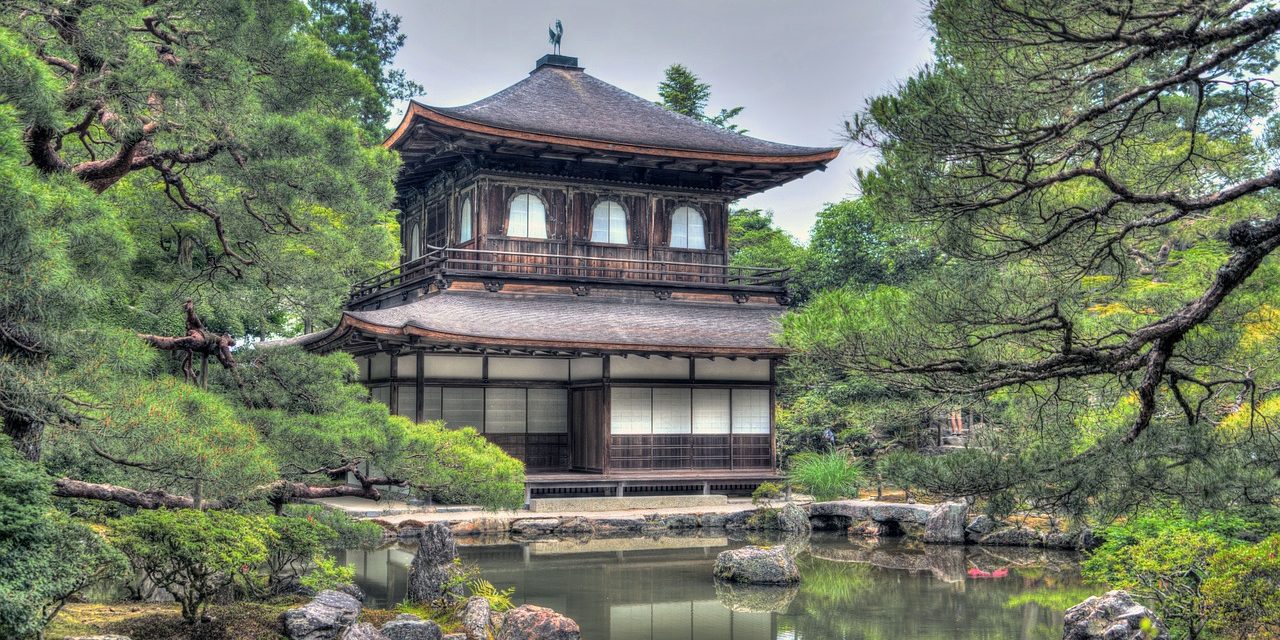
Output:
[0, 441, 126, 639]
[0, 0, 524, 515]
[784, 0, 1280, 520]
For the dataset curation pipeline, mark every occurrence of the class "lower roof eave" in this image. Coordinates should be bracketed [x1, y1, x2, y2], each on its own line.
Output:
[303, 314, 788, 359]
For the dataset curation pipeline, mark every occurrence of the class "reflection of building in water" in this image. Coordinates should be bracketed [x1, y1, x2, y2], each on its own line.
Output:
[339, 538, 776, 640]
[339, 535, 1083, 640]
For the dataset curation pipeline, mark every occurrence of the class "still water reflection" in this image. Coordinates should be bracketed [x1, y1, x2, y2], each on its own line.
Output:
[338, 532, 1084, 640]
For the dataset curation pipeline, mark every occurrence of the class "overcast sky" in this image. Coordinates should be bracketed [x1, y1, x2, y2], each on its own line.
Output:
[376, 0, 935, 241]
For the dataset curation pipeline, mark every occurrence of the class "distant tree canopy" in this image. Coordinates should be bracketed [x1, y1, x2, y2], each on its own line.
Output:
[0, 0, 523, 514]
[657, 63, 747, 133]
[727, 202, 931, 304]
[782, 0, 1280, 520]
[309, 0, 424, 138]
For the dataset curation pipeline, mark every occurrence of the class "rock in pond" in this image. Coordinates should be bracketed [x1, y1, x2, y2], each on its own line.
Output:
[776, 502, 812, 534]
[660, 513, 700, 529]
[408, 523, 463, 603]
[381, 613, 443, 640]
[1063, 590, 1168, 640]
[497, 604, 581, 640]
[553, 516, 595, 535]
[713, 545, 801, 585]
[592, 517, 646, 535]
[966, 514, 996, 538]
[283, 590, 362, 640]
[510, 518, 561, 536]
[462, 595, 492, 640]
[923, 502, 968, 544]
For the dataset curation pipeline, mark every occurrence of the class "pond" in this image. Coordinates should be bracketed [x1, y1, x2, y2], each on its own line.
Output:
[338, 532, 1088, 640]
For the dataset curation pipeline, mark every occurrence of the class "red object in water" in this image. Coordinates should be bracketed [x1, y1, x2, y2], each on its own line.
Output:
[967, 567, 1010, 579]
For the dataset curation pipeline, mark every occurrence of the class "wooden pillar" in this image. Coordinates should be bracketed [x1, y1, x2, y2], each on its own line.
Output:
[388, 351, 398, 416]
[415, 351, 424, 423]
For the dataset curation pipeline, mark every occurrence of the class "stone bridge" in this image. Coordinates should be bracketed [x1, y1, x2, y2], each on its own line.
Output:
[807, 499, 968, 544]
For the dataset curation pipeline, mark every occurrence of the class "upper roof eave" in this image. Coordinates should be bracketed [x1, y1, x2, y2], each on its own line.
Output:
[384, 100, 841, 167]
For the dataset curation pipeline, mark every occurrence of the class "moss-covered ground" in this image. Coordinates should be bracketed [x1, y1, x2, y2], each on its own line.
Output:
[47, 600, 405, 640]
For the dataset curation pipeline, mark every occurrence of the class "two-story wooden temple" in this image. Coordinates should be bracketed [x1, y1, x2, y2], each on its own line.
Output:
[292, 54, 839, 498]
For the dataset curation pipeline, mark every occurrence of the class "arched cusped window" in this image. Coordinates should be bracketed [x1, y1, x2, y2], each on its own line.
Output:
[458, 196, 473, 243]
[507, 193, 547, 239]
[408, 223, 421, 261]
[669, 206, 706, 249]
[590, 199, 628, 244]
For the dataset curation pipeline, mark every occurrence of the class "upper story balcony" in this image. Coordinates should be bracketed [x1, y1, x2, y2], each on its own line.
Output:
[347, 244, 791, 309]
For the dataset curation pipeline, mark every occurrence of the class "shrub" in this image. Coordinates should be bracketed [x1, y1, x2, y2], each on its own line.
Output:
[263, 514, 339, 592]
[299, 555, 356, 593]
[1203, 534, 1280, 639]
[752, 482, 783, 508]
[110, 509, 274, 624]
[0, 441, 127, 640]
[786, 451, 862, 501]
[281, 504, 384, 549]
[1083, 512, 1246, 640]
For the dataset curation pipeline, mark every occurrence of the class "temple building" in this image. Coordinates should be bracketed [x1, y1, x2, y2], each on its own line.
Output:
[293, 53, 839, 497]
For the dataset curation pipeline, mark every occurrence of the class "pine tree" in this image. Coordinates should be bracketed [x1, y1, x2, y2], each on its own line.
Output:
[657, 63, 747, 133]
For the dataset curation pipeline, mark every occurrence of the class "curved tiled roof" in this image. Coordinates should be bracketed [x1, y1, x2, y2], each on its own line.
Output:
[390, 63, 839, 163]
[278, 291, 787, 356]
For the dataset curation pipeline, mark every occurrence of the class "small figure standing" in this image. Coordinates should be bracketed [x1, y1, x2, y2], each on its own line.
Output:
[822, 427, 837, 450]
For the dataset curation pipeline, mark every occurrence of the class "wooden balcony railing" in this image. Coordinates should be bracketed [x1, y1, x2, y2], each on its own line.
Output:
[349, 244, 790, 304]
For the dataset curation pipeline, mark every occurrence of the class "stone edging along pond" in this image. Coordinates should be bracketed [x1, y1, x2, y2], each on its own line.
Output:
[369, 500, 1097, 551]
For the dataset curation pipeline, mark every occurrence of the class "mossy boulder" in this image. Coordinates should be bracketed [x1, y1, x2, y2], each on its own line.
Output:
[713, 545, 800, 585]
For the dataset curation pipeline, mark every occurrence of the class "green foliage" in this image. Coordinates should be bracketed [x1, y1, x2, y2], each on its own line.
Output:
[1083, 512, 1250, 639]
[242, 347, 525, 510]
[1203, 534, 1280, 639]
[466, 578, 515, 613]
[786, 451, 862, 502]
[874, 448, 1030, 513]
[727, 209, 804, 272]
[59, 376, 279, 503]
[309, 0, 423, 137]
[394, 565, 514, 629]
[110, 509, 275, 624]
[657, 63, 746, 133]
[298, 555, 356, 593]
[800, 199, 933, 294]
[0, 101, 134, 459]
[778, 0, 1280, 523]
[263, 514, 338, 591]
[752, 481, 784, 507]
[0, 441, 127, 639]
[394, 600, 458, 630]
[281, 504, 385, 549]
